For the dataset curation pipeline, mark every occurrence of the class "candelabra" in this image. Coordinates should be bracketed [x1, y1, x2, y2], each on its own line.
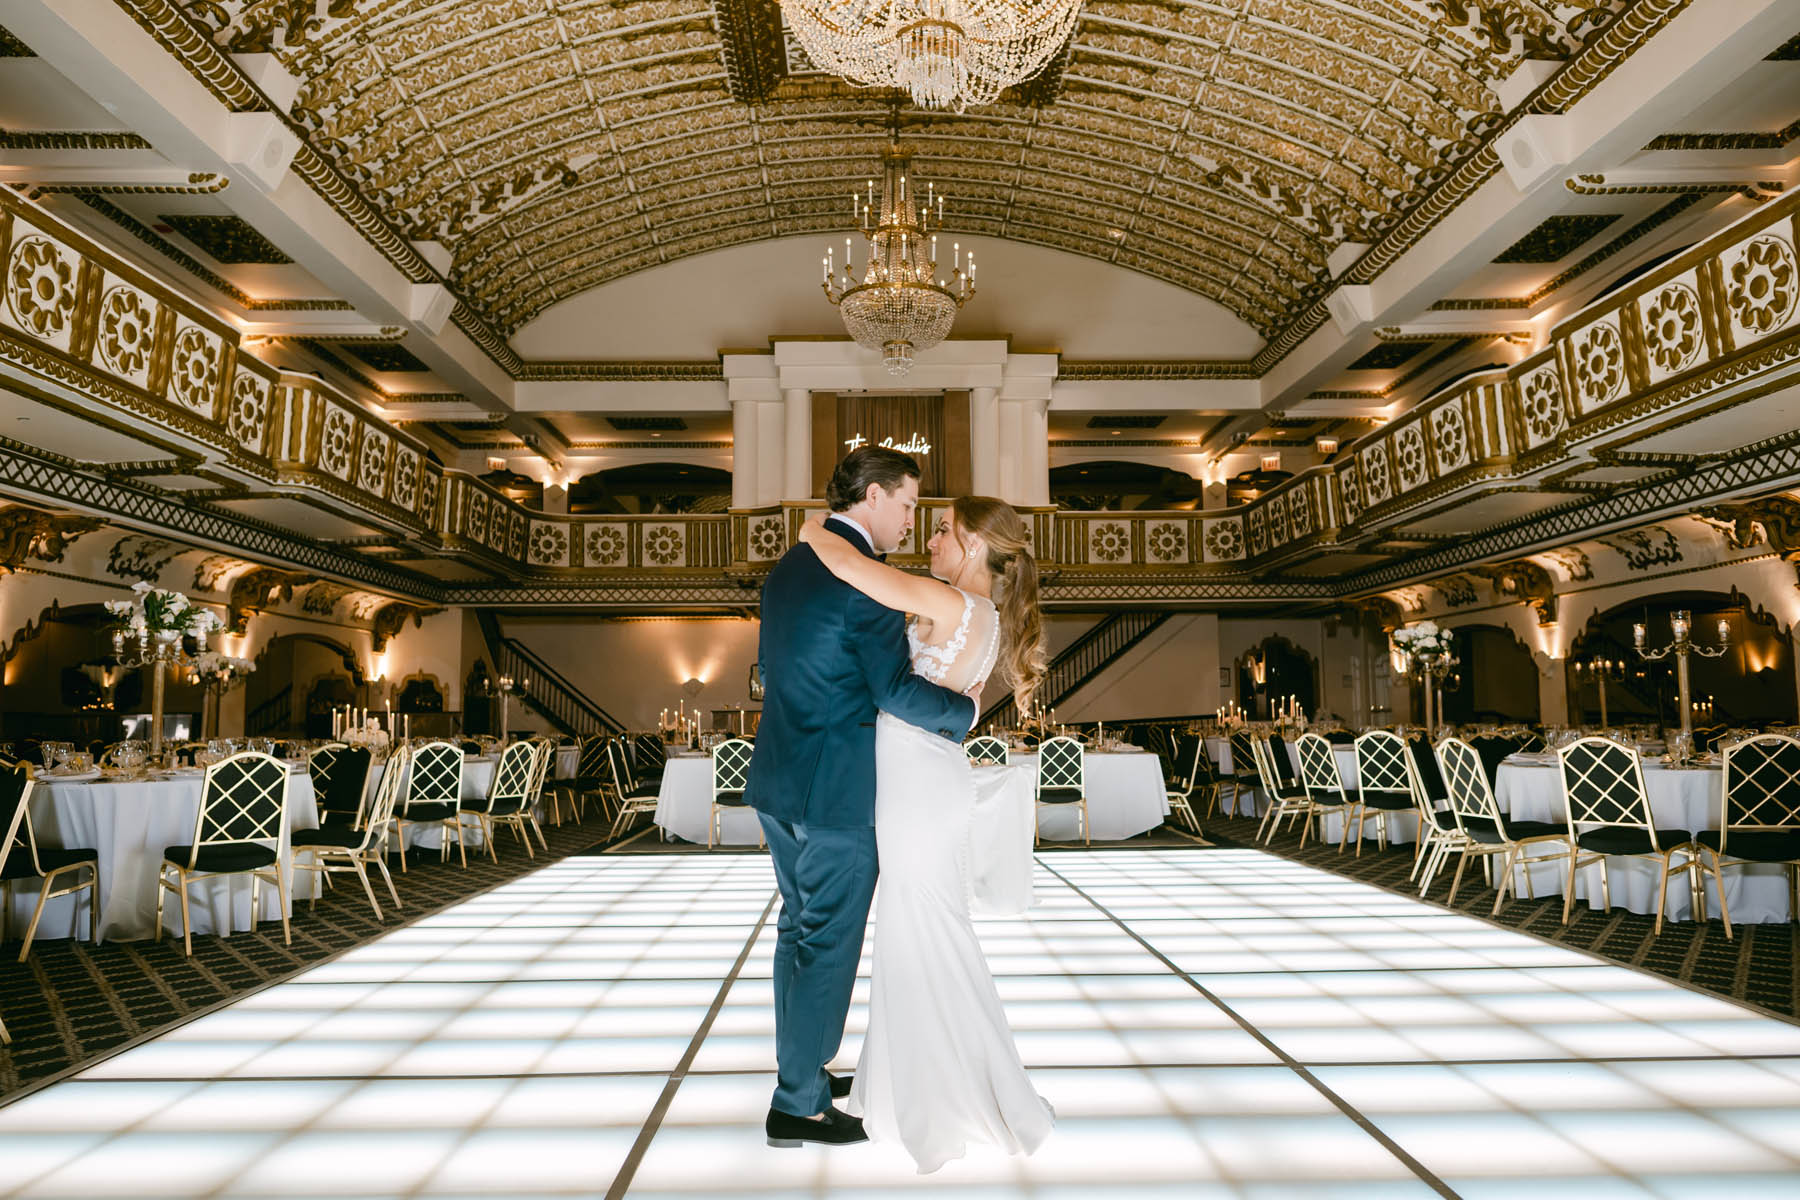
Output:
[112, 628, 199, 759]
[1571, 656, 1626, 728]
[1633, 610, 1728, 758]
[495, 674, 527, 744]
[1410, 652, 1458, 739]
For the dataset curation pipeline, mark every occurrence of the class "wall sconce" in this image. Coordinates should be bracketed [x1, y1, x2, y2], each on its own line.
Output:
[682, 677, 705, 698]
[1249, 654, 1267, 686]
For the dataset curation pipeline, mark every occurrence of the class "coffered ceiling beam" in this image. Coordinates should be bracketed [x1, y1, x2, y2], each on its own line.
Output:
[1248, 0, 1795, 437]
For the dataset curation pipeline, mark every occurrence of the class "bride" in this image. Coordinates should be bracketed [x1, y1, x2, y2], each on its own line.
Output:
[798, 495, 1055, 1174]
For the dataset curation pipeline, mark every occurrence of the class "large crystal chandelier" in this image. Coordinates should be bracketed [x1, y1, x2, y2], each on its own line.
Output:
[822, 142, 975, 376]
[782, 0, 1082, 111]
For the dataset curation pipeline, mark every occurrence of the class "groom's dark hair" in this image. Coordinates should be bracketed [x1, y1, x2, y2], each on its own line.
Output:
[826, 446, 920, 512]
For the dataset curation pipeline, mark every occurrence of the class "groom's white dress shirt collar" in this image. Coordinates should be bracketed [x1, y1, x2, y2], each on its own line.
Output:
[827, 513, 875, 553]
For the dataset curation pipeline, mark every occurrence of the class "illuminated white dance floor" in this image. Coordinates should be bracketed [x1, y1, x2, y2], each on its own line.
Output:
[4, 848, 1800, 1197]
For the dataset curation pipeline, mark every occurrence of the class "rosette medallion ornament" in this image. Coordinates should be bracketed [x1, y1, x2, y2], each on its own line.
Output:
[822, 141, 975, 375]
[781, 0, 1083, 111]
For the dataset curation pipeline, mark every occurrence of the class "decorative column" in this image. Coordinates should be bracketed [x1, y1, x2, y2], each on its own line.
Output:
[730, 394, 759, 509]
[1538, 654, 1570, 726]
[969, 386, 1000, 497]
[783, 388, 811, 501]
[1019, 395, 1050, 507]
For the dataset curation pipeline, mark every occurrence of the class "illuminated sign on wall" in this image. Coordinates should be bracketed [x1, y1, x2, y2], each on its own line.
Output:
[844, 432, 932, 454]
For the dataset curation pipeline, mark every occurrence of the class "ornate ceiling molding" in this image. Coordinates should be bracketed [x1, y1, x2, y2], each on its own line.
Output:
[713, 0, 787, 105]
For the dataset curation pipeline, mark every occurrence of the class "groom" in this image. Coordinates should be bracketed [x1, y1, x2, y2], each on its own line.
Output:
[745, 446, 977, 1147]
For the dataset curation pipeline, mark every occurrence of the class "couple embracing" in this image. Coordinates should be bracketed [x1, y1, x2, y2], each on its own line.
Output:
[744, 446, 1055, 1174]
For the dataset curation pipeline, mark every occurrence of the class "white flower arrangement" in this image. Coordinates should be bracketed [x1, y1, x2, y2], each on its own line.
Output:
[342, 719, 391, 752]
[1392, 620, 1454, 661]
[104, 581, 224, 640]
[193, 651, 254, 684]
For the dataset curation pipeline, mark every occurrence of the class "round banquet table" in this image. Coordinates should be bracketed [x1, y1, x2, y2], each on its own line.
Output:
[11, 767, 318, 943]
[1495, 757, 1789, 923]
[652, 743, 1169, 846]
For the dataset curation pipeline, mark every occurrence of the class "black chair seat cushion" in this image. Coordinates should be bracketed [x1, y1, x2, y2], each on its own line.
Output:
[623, 784, 659, 801]
[568, 775, 605, 790]
[1577, 827, 1692, 856]
[401, 801, 459, 822]
[1462, 817, 1563, 844]
[1, 844, 98, 880]
[1696, 829, 1800, 862]
[1362, 788, 1413, 811]
[164, 842, 276, 872]
[293, 826, 364, 850]
[1038, 787, 1084, 804]
[1272, 784, 1308, 801]
[1418, 806, 1458, 832]
[714, 789, 749, 807]
[636, 770, 664, 787]
[1309, 787, 1354, 807]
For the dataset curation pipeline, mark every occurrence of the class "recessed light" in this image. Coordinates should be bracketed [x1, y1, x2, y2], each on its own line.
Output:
[1111, 429, 1121, 435]
[652, 432, 661, 437]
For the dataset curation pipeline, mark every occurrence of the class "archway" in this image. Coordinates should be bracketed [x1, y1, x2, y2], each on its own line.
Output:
[1234, 635, 1317, 719]
[245, 633, 367, 737]
[1438, 624, 1540, 725]
[1567, 590, 1795, 727]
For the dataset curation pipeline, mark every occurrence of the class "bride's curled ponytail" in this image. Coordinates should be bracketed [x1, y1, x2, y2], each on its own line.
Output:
[952, 496, 1047, 714]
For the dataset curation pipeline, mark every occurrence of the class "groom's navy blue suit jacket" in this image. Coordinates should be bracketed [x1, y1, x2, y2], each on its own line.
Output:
[745, 516, 976, 828]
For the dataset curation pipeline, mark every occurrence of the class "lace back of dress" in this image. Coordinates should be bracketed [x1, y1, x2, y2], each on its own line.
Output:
[909, 590, 1001, 695]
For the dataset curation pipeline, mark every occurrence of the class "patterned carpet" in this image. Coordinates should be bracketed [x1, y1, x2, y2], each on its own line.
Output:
[0, 811, 617, 1100]
[5, 806, 1795, 1105]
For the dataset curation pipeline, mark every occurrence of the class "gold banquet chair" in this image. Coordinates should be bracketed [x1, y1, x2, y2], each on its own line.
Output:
[964, 735, 1010, 766]
[550, 733, 610, 826]
[608, 737, 661, 840]
[1034, 735, 1089, 846]
[292, 744, 406, 921]
[1694, 733, 1800, 938]
[460, 740, 542, 862]
[1433, 736, 1571, 911]
[393, 740, 468, 869]
[156, 751, 291, 956]
[1253, 734, 1315, 844]
[709, 737, 760, 849]
[1, 760, 99, 961]
[1163, 733, 1207, 834]
[1557, 736, 1694, 934]
[1350, 730, 1417, 856]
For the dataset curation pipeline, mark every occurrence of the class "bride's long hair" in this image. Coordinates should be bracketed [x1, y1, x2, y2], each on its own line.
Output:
[952, 496, 1047, 714]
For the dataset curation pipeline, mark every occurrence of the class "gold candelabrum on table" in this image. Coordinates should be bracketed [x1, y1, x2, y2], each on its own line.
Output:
[1392, 622, 1456, 739]
[1633, 610, 1729, 760]
[495, 674, 526, 745]
[191, 652, 255, 739]
[104, 583, 224, 760]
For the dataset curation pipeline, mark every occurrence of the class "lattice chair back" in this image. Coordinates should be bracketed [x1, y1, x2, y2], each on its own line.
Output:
[0, 761, 35, 875]
[1169, 732, 1202, 792]
[1437, 737, 1505, 831]
[607, 736, 637, 796]
[1192, 741, 1221, 786]
[575, 733, 609, 781]
[524, 736, 555, 804]
[1249, 735, 1286, 796]
[1720, 734, 1800, 851]
[1265, 733, 1299, 785]
[1228, 731, 1257, 777]
[1036, 736, 1085, 796]
[361, 744, 408, 849]
[712, 738, 754, 804]
[965, 735, 1010, 766]
[180, 751, 289, 868]
[404, 741, 465, 813]
[486, 740, 538, 817]
[310, 743, 372, 822]
[634, 733, 667, 775]
[1557, 736, 1657, 843]
[1295, 733, 1344, 799]
[1354, 730, 1413, 799]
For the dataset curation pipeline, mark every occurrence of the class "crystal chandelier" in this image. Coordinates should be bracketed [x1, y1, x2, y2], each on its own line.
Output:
[782, 0, 1083, 111]
[822, 142, 975, 376]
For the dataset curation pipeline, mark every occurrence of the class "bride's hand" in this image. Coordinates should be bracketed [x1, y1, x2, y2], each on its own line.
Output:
[797, 512, 829, 545]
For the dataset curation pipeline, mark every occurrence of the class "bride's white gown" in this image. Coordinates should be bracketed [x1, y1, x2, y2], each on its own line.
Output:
[846, 588, 1055, 1174]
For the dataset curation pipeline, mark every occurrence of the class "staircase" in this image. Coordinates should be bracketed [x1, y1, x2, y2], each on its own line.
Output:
[979, 611, 1171, 728]
[476, 611, 626, 737]
[247, 691, 291, 736]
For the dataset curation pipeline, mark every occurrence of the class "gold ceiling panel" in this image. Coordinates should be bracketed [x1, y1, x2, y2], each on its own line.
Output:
[178, 0, 1632, 339]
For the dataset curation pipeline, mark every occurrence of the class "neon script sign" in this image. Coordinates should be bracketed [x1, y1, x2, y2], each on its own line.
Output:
[844, 432, 932, 454]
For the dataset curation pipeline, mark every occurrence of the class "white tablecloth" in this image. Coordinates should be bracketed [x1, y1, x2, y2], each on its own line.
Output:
[1495, 759, 1787, 923]
[556, 746, 579, 779]
[653, 744, 1169, 845]
[13, 769, 318, 942]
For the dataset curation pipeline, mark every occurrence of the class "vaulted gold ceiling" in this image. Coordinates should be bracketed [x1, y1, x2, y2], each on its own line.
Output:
[181, 0, 1631, 341]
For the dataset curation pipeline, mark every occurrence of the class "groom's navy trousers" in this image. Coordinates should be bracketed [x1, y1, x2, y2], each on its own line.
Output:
[745, 520, 974, 1117]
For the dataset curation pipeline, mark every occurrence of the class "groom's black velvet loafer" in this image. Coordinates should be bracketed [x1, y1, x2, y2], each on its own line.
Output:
[766, 1105, 867, 1147]
[829, 1073, 853, 1099]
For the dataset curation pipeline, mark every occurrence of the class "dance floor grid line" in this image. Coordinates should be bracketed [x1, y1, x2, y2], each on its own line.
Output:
[2, 849, 1799, 1198]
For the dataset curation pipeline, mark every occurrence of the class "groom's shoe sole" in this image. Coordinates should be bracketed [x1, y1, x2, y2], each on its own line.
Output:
[765, 1106, 867, 1147]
